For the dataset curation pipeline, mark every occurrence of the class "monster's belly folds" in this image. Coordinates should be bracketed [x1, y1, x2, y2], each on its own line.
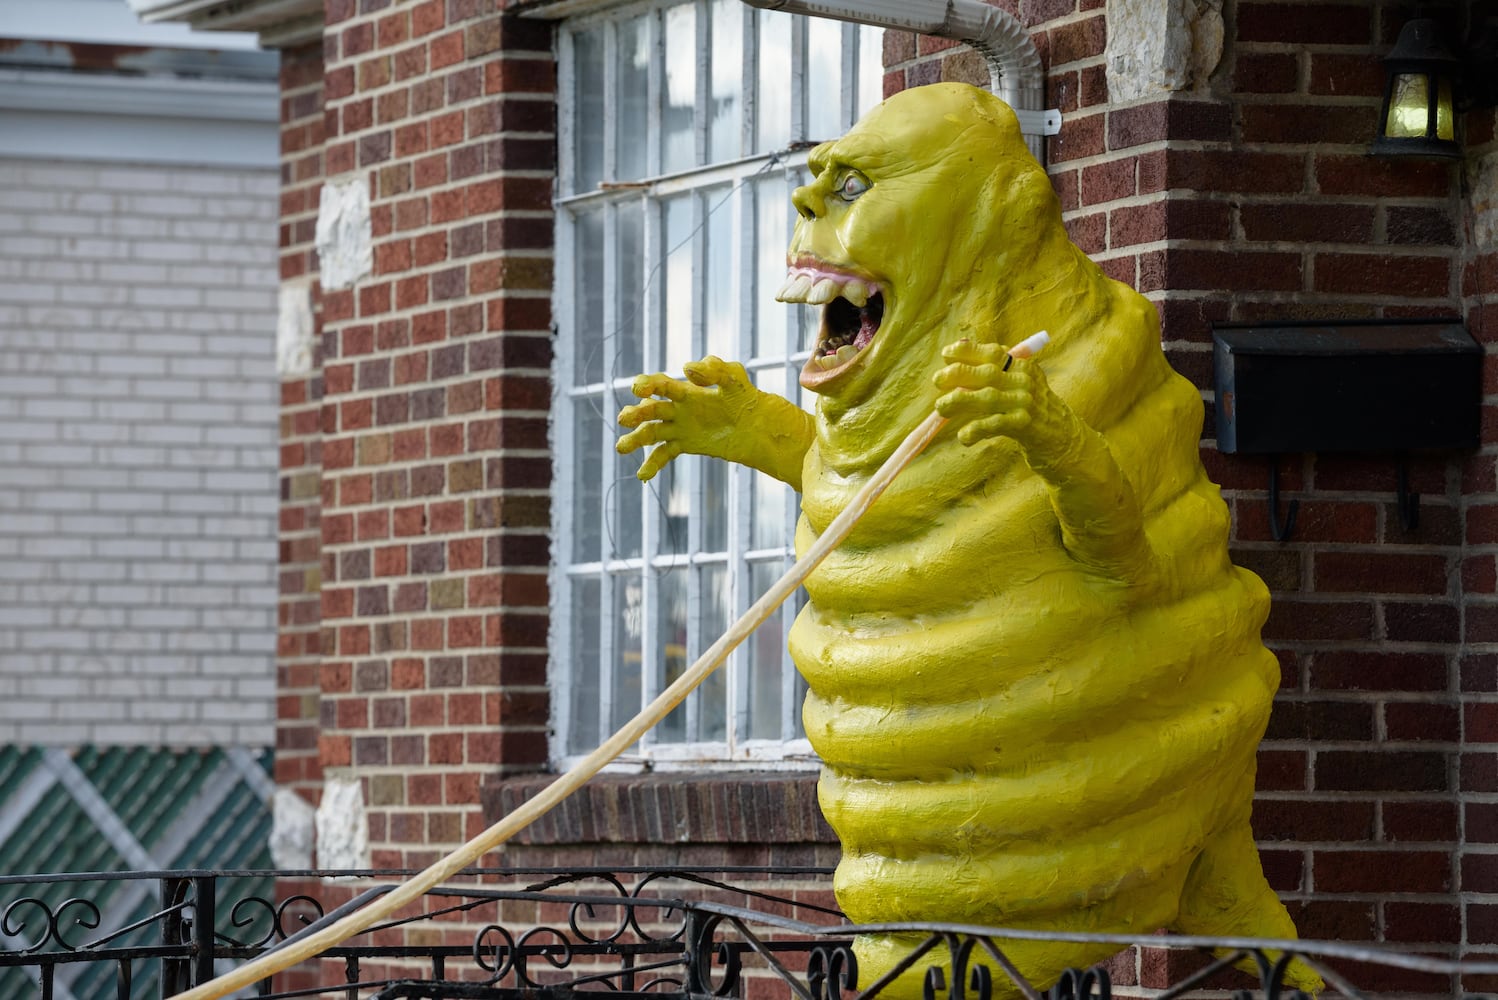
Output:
[789, 464, 1278, 929]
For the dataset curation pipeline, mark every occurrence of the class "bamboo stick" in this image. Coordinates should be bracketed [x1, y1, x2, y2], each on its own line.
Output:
[177, 332, 1048, 999]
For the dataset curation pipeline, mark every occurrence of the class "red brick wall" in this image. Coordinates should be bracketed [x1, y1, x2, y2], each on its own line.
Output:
[267, 0, 1498, 992]
[278, 40, 328, 803]
[308, 0, 557, 868]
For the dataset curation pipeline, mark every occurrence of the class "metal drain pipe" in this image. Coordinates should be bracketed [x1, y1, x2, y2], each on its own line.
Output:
[740, 0, 1060, 162]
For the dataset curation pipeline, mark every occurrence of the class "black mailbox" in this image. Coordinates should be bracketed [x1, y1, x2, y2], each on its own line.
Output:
[1213, 318, 1480, 455]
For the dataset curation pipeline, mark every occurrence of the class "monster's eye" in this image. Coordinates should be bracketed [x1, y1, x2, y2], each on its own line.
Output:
[836, 170, 870, 202]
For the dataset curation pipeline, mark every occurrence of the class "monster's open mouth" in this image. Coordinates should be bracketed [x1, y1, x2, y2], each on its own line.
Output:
[775, 265, 885, 385]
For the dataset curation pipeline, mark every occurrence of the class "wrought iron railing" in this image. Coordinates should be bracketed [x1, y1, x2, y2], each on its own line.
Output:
[1, 867, 1493, 999]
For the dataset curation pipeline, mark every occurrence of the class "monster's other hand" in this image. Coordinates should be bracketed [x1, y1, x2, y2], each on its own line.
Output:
[618, 356, 813, 488]
[933, 339, 1078, 466]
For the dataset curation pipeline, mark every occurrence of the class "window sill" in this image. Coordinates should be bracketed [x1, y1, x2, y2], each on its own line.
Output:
[480, 770, 835, 845]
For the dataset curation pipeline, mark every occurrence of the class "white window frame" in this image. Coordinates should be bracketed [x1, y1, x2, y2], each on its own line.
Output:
[551, 0, 883, 770]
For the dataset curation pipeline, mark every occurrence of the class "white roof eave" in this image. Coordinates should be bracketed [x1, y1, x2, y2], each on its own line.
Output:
[126, 0, 323, 48]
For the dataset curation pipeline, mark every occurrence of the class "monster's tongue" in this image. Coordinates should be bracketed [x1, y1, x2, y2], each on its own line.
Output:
[852, 306, 879, 350]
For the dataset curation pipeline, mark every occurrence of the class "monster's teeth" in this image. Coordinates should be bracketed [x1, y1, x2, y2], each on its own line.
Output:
[774, 277, 797, 302]
[835, 344, 858, 364]
[777, 274, 814, 303]
[807, 278, 840, 305]
[815, 353, 840, 370]
[842, 280, 870, 308]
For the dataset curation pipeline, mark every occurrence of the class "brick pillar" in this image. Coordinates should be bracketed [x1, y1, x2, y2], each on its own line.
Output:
[1460, 100, 1498, 990]
[314, 0, 556, 866]
[277, 40, 328, 803]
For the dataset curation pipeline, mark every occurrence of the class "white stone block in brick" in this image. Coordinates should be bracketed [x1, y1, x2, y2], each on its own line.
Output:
[277, 278, 315, 377]
[1108, 0, 1223, 102]
[1476, 153, 1498, 249]
[316, 176, 373, 290]
[270, 789, 316, 870]
[315, 777, 371, 872]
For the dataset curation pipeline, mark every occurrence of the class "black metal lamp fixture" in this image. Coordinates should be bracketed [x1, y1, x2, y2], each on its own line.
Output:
[1371, 5, 1498, 159]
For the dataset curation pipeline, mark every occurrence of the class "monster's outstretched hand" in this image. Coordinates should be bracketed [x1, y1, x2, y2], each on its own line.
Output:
[618, 355, 815, 491]
[934, 339, 1154, 582]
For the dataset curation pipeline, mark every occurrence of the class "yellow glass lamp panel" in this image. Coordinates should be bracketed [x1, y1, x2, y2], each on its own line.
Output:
[1386, 72, 1455, 140]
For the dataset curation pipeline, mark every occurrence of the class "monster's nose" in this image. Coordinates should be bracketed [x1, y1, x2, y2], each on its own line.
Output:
[791, 183, 820, 221]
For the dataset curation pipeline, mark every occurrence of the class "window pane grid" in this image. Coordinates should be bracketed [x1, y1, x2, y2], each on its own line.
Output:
[556, 0, 878, 765]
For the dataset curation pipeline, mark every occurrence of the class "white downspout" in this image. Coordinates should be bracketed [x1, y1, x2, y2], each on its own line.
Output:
[740, 0, 1061, 163]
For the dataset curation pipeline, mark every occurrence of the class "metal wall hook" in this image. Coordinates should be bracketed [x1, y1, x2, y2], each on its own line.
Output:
[1396, 460, 1420, 531]
[1268, 459, 1299, 542]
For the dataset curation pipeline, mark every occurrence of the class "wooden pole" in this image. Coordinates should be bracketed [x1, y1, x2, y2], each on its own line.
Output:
[176, 331, 1050, 999]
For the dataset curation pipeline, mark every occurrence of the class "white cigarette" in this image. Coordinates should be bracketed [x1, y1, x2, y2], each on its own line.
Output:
[1008, 329, 1050, 360]
[1002, 330, 1049, 370]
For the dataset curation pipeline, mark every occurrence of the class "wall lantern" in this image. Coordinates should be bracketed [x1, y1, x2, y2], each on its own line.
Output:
[1372, 8, 1498, 159]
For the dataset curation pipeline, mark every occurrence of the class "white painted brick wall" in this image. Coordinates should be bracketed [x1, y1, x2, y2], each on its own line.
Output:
[0, 156, 279, 747]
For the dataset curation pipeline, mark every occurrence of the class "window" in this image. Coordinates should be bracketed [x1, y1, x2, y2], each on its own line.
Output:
[553, 0, 884, 766]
